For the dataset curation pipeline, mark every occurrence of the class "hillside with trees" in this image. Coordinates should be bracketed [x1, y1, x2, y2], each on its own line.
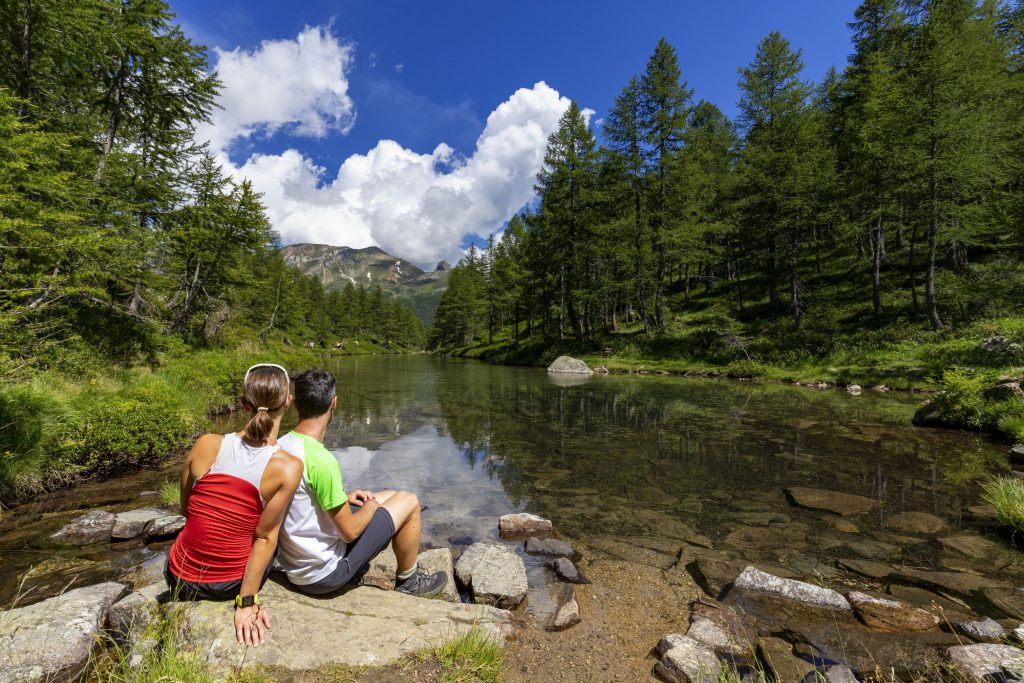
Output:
[431, 0, 1024, 413]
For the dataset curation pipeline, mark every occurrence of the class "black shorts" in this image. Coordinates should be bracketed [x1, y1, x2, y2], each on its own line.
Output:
[288, 504, 397, 596]
[164, 555, 274, 601]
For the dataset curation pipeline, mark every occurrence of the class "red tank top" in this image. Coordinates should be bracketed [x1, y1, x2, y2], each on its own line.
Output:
[167, 433, 276, 584]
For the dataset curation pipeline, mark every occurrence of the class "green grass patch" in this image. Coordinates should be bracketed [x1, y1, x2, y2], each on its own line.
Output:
[983, 476, 1024, 534]
[158, 479, 179, 508]
[423, 626, 505, 683]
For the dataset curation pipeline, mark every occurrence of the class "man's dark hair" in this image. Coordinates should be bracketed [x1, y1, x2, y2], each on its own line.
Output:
[293, 369, 337, 419]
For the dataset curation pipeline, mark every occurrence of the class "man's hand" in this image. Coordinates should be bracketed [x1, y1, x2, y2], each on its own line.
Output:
[234, 606, 271, 647]
[348, 490, 376, 505]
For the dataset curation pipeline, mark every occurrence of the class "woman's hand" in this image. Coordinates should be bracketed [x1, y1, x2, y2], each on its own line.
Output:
[234, 605, 271, 646]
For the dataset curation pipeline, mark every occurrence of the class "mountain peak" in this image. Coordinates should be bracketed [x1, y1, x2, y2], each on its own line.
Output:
[435, 260, 452, 272]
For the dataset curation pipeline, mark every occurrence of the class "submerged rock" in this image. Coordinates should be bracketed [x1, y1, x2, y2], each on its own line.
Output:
[49, 510, 115, 545]
[524, 537, 575, 558]
[846, 590, 940, 631]
[939, 534, 1001, 560]
[0, 581, 128, 682]
[884, 511, 946, 534]
[547, 356, 593, 375]
[893, 567, 1009, 598]
[685, 602, 755, 662]
[454, 542, 528, 608]
[784, 487, 878, 516]
[550, 557, 589, 584]
[731, 566, 850, 610]
[946, 644, 1024, 683]
[499, 513, 552, 538]
[957, 617, 1007, 640]
[549, 585, 580, 631]
[112, 508, 169, 540]
[758, 637, 816, 682]
[653, 634, 722, 683]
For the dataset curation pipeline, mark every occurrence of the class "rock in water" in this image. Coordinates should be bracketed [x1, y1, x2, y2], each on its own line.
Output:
[111, 508, 170, 540]
[549, 585, 580, 631]
[784, 487, 879, 516]
[546, 356, 593, 375]
[499, 513, 552, 538]
[847, 384, 862, 394]
[653, 634, 722, 683]
[946, 644, 1024, 683]
[731, 566, 851, 610]
[144, 515, 185, 539]
[883, 511, 946, 534]
[0, 581, 128, 682]
[525, 537, 575, 558]
[550, 557, 589, 584]
[49, 510, 115, 545]
[758, 637, 816, 682]
[454, 543, 528, 608]
[957, 617, 1007, 640]
[846, 591, 940, 631]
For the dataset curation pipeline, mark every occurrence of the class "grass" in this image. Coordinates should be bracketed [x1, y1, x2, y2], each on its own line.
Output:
[158, 479, 179, 508]
[982, 476, 1024, 534]
[424, 626, 505, 683]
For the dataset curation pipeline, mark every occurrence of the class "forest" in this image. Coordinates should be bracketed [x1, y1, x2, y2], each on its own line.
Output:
[430, 0, 1024, 396]
[0, 0, 424, 382]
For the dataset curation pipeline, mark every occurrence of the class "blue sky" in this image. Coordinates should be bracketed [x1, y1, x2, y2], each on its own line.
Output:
[175, 0, 861, 266]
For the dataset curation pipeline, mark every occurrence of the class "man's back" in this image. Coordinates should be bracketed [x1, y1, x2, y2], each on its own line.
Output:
[276, 431, 348, 586]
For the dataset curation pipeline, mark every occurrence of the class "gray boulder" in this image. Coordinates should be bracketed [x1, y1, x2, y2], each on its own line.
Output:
[49, 510, 115, 545]
[454, 542, 528, 608]
[525, 537, 575, 558]
[550, 557, 589, 584]
[947, 644, 1024, 683]
[549, 585, 580, 631]
[418, 547, 460, 603]
[499, 512, 552, 538]
[0, 581, 128, 682]
[145, 514, 185, 539]
[112, 508, 169, 540]
[957, 617, 1007, 640]
[732, 566, 850, 610]
[547, 356, 593, 375]
[653, 634, 722, 683]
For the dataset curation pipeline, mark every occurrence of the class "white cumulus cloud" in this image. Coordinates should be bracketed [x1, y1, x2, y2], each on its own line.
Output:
[200, 26, 579, 267]
[197, 25, 356, 153]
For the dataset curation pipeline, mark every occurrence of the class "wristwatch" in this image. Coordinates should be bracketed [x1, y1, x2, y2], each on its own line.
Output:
[234, 593, 260, 609]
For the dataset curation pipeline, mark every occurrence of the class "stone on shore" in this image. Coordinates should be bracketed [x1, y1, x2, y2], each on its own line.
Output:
[758, 637, 816, 682]
[455, 542, 528, 608]
[957, 617, 1007, 640]
[816, 665, 859, 683]
[499, 513, 552, 538]
[653, 634, 722, 683]
[946, 644, 1024, 683]
[1012, 444, 1024, 462]
[731, 566, 850, 610]
[0, 581, 128, 682]
[547, 356, 593, 375]
[176, 580, 515, 671]
[846, 590, 940, 631]
[112, 508, 169, 540]
[784, 487, 878, 516]
[884, 511, 946, 534]
[145, 515, 185, 539]
[550, 557, 589, 584]
[49, 510, 115, 545]
[525, 537, 576, 558]
[108, 591, 157, 636]
[418, 548, 459, 603]
[685, 602, 755, 662]
[549, 585, 580, 631]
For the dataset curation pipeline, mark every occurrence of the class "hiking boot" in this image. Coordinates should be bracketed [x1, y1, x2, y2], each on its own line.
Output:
[394, 566, 447, 598]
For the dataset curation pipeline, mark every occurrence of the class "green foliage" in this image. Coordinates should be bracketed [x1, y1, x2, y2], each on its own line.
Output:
[983, 476, 1024, 533]
[424, 626, 505, 683]
[158, 478, 179, 507]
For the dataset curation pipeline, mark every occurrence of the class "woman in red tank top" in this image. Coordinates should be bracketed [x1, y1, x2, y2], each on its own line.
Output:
[165, 364, 303, 647]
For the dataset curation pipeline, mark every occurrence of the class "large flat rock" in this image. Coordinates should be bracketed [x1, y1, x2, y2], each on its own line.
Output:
[49, 510, 115, 545]
[784, 487, 878, 516]
[178, 580, 514, 670]
[0, 581, 128, 683]
[947, 644, 1024, 683]
[112, 508, 169, 540]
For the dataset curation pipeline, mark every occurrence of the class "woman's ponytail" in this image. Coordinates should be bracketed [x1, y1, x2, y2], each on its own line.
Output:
[241, 366, 289, 444]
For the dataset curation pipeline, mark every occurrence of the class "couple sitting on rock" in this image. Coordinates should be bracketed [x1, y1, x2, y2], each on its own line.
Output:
[163, 364, 447, 647]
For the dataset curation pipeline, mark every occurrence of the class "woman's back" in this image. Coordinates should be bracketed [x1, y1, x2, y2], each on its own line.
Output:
[168, 432, 277, 584]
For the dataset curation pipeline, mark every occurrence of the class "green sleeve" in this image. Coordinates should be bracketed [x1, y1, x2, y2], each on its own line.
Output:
[301, 436, 347, 510]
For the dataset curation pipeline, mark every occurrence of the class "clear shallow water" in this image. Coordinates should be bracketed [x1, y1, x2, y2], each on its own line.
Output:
[0, 355, 1016, 619]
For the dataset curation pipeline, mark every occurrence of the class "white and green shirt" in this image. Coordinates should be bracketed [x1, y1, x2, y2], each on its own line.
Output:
[276, 431, 349, 585]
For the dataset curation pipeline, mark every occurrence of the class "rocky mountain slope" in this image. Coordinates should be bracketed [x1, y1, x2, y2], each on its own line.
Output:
[280, 243, 450, 325]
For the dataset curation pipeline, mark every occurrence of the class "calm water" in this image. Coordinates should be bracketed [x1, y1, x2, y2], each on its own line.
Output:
[0, 355, 1015, 615]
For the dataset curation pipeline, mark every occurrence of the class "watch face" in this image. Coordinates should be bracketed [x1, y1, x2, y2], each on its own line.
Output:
[240, 595, 255, 607]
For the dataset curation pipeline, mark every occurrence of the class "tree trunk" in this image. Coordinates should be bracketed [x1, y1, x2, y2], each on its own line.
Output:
[872, 214, 883, 318]
[17, 0, 31, 117]
[683, 263, 690, 305]
[95, 58, 127, 181]
[925, 215, 942, 330]
[259, 277, 284, 342]
[908, 222, 919, 318]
